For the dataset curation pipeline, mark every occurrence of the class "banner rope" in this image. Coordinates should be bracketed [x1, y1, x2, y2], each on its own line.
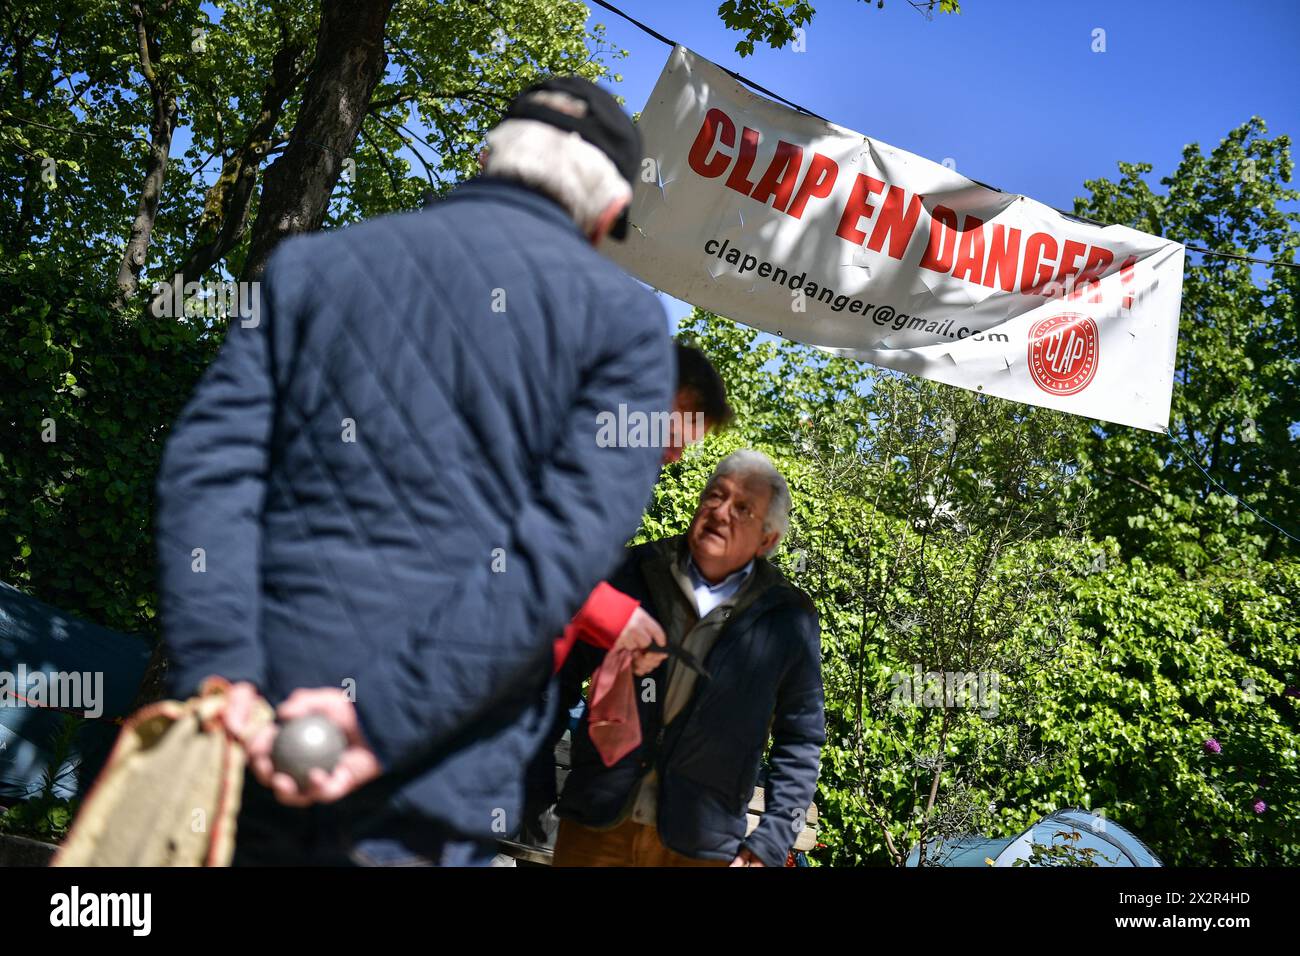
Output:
[589, 0, 827, 119]
[1162, 428, 1299, 544]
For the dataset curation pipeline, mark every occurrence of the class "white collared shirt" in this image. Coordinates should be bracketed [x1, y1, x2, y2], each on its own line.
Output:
[685, 555, 755, 618]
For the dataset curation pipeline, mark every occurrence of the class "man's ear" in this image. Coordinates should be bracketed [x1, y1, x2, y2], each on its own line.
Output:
[477, 147, 489, 172]
[589, 198, 627, 246]
[756, 530, 781, 558]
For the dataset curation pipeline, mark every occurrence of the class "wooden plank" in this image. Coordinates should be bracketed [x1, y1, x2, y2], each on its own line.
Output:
[498, 840, 554, 866]
[747, 787, 818, 824]
[744, 813, 818, 852]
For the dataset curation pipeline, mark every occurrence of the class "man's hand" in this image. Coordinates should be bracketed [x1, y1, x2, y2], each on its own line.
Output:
[246, 687, 382, 807]
[220, 681, 266, 741]
[730, 847, 766, 867]
[612, 606, 668, 676]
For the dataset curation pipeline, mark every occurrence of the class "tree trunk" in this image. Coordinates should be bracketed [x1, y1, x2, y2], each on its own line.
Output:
[175, 41, 306, 282]
[116, 102, 176, 303]
[9, 158, 40, 251]
[115, 3, 177, 307]
[240, 0, 394, 281]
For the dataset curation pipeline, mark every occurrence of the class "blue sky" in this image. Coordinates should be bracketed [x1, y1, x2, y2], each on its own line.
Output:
[586, 0, 1300, 324]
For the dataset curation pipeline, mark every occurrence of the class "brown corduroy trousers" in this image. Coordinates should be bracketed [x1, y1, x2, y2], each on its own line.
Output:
[552, 817, 730, 867]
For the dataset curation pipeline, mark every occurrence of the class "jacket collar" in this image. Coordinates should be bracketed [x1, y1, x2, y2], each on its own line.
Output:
[435, 175, 585, 239]
[640, 534, 799, 620]
[685, 553, 755, 594]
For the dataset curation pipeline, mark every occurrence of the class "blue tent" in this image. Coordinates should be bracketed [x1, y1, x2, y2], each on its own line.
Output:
[0, 582, 151, 800]
[906, 808, 1163, 867]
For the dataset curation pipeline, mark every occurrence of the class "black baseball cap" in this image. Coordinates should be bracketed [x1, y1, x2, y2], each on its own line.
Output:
[504, 76, 641, 239]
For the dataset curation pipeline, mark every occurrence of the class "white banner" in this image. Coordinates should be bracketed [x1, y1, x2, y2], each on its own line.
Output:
[609, 47, 1185, 432]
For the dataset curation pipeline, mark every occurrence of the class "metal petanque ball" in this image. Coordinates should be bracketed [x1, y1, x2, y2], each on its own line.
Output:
[271, 715, 347, 788]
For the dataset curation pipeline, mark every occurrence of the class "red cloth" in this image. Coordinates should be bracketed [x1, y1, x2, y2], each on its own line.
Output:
[551, 582, 643, 767]
[587, 646, 641, 766]
[552, 581, 640, 673]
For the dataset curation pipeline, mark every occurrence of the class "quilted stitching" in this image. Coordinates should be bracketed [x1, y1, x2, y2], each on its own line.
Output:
[156, 178, 675, 839]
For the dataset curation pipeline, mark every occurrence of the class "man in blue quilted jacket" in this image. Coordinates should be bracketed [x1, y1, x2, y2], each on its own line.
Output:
[153, 77, 674, 865]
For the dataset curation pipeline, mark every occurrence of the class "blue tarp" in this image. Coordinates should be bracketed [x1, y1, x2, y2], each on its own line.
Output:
[0, 582, 151, 800]
[906, 808, 1163, 867]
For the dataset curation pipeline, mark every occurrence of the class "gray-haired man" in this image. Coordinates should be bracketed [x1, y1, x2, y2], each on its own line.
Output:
[156, 76, 672, 866]
[549, 450, 825, 867]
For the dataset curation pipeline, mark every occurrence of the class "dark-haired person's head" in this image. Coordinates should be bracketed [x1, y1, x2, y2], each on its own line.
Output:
[663, 342, 734, 465]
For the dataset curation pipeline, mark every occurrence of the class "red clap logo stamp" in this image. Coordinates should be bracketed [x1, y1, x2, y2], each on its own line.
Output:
[1028, 313, 1099, 396]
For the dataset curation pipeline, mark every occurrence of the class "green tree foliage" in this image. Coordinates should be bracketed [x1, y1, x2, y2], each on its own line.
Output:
[2, 0, 172, 270]
[1015, 558, 1300, 866]
[717, 0, 960, 57]
[654, 313, 1297, 866]
[0, 257, 213, 634]
[1, 0, 621, 296]
[1069, 118, 1299, 570]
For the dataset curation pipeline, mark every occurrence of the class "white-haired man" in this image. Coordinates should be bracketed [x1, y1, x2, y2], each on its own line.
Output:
[548, 450, 825, 867]
[156, 76, 673, 866]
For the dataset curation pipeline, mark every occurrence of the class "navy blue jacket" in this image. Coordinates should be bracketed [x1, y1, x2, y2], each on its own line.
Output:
[155, 177, 674, 840]
[554, 538, 825, 867]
